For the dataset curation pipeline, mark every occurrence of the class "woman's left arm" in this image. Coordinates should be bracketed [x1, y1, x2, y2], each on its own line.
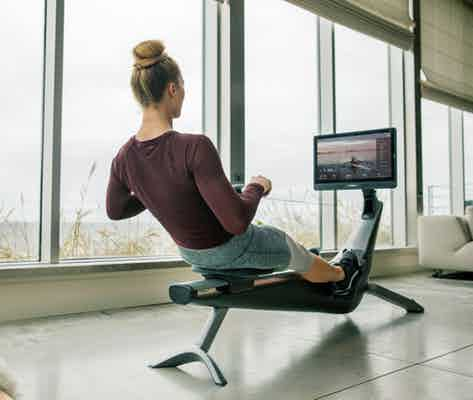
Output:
[106, 157, 146, 220]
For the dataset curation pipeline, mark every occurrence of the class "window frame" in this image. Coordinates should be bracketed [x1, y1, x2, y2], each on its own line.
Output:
[420, 99, 465, 217]
[33, 0, 208, 268]
[331, 24, 402, 249]
[40, 0, 64, 264]
[463, 112, 473, 209]
[2, 0, 426, 271]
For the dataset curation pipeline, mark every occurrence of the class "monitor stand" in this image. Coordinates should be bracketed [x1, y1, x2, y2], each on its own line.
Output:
[330, 188, 423, 313]
[330, 188, 381, 267]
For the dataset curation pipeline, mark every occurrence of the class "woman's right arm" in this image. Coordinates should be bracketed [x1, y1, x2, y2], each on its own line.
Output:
[189, 135, 265, 235]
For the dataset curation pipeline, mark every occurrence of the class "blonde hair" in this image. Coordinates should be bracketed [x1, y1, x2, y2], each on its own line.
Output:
[130, 40, 181, 108]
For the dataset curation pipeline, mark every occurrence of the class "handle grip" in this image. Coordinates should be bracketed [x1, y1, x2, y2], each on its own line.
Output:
[232, 183, 244, 193]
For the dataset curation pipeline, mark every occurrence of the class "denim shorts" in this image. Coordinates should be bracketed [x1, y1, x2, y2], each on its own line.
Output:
[177, 223, 316, 275]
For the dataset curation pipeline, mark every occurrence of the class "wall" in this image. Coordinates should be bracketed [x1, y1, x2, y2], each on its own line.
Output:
[0, 248, 424, 324]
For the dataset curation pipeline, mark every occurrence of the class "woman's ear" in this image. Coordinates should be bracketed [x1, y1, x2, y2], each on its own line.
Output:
[168, 81, 177, 97]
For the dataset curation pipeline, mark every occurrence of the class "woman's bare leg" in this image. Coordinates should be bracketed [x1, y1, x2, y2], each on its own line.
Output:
[301, 255, 345, 283]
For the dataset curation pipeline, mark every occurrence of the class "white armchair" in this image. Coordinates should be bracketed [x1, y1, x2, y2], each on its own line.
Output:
[418, 206, 473, 271]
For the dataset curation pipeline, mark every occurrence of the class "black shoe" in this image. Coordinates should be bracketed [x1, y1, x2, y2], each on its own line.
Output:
[308, 247, 320, 256]
[332, 249, 361, 295]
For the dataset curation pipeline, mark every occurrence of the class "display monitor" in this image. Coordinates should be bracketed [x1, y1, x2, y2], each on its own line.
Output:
[313, 128, 397, 190]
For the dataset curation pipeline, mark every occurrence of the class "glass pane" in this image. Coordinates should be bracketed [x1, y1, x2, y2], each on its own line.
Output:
[334, 25, 392, 248]
[0, 2, 44, 264]
[61, 0, 202, 260]
[421, 99, 450, 215]
[245, 0, 319, 248]
[464, 112, 473, 208]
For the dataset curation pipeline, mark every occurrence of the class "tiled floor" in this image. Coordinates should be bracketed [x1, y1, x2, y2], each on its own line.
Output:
[0, 270, 472, 399]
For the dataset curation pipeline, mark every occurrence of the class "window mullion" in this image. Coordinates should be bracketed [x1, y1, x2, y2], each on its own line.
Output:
[218, 0, 245, 184]
[403, 50, 419, 246]
[229, 0, 245, 184]
[318, 17, 337, 250]
[218, 0, 232, 178]
[203, 0, 219, 147]
[389, 45, 407, 247]
[449, 108, 465, 215]
[40, 0, 64, 264]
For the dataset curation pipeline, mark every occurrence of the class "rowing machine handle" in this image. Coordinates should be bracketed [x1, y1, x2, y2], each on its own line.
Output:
[232, 183, 244, 193]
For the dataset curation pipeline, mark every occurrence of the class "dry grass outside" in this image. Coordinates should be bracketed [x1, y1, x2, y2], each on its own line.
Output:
[253, 188, 320, 248]
[337, 190, 392, 247]
[59, 161, 175, 259]
[0, 193, 32, 261]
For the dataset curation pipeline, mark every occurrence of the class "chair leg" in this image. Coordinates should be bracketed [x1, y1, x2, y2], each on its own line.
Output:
[431, 270, 473, 280]
[365, 283, 424, 313]
[149, 307, 229, 386]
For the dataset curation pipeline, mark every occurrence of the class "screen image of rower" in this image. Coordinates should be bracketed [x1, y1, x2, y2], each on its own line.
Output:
[316, 132, 392, 183]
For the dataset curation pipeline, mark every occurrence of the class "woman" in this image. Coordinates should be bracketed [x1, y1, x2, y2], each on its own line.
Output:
[106, 40, 360, 294]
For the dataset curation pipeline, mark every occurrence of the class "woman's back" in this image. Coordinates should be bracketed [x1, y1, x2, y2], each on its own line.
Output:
[106, 130, 265, 249]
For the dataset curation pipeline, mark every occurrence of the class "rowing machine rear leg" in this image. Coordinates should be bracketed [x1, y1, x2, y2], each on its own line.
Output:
[149, 307, 228, 386]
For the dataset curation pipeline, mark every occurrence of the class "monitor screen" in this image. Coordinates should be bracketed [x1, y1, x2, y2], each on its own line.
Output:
[313, 128, 397, 190]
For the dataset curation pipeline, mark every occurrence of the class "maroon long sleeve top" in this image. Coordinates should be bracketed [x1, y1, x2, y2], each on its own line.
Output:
[105, 130, 265, 249]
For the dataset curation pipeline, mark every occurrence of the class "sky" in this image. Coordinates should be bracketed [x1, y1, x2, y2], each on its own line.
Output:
[0, 0, 469, 226]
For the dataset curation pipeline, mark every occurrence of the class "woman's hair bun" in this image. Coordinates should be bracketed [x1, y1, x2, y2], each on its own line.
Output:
[130, 39, 181, 107]
[133, 40, 166, 64]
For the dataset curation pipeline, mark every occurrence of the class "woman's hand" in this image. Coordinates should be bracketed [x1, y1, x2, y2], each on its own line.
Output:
[249, 175, 272, 196]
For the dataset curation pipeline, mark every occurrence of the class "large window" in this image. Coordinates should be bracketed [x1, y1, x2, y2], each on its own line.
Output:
[334, 25, 392, 247]
[421, 99, 450, 215]
[61, 0, 202, 260]
[245, 0, 320, 248]
[0, 2, 44, 263]
[464, 112, 473, 208]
